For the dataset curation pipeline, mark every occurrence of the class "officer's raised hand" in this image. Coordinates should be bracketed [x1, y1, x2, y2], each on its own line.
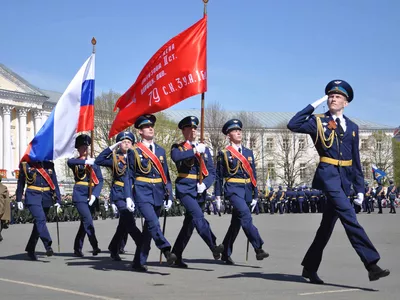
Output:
[311, 95, 328, 109]
[109, 141, 122, 151]
[85, 157, 95, 165]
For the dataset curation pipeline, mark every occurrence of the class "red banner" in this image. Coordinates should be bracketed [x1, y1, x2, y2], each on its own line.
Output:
[109, 16, 207, 137]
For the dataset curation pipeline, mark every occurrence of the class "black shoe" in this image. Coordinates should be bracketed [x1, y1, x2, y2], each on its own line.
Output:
[119, 249, 126, 254]
[27, 251, 38, 261]
[255, 248, 269, 260]
[302, 268, 324, 284]
[174, 259, 188, 268]
[46, 248, 54, 257]
[74, 250, 84, 257]
[212, 244, 224, 260]
[110, 252, 122, 261]
[222, 256, 235, 265]
[163, 250, 177, 265]
[92, 248, 101, 256]
[132, 264, 148, 272]
[368, 264, 390, 281]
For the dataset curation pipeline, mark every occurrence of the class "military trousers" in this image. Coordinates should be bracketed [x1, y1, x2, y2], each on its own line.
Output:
[74, 202, 98, 251]
[301, 189, 380, 272]
[25, 205, 52, 252]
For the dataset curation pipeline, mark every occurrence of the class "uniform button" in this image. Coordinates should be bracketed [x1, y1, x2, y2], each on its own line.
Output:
[340, 152, 343, 155]
[340, 141, 343, 144]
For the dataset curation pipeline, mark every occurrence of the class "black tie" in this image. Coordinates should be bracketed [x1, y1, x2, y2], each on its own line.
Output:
[335, 118, 345, 137]
[149, 145, 153, 152]
[238, 148, 241, 153]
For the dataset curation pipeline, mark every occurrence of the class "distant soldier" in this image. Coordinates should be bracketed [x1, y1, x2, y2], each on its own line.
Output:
[0, 175, 11, 242]
[387, 180, 397, 214]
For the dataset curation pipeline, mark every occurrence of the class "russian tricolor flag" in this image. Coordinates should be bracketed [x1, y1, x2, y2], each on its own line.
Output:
[21, 54, 95, 162]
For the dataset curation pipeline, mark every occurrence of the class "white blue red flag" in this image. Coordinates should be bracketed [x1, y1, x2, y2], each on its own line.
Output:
[371, 164, 387, 184]
[21, 54, 95, 162]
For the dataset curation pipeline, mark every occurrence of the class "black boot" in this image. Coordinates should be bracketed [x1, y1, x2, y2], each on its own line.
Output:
[27, 251, 38, 261]
[132, 264, 148, 272]
[110, 251, 122, 261]
[255, 248, 269, 260]
[74, 250, 84, 257]
[212, 244, 224, 260]
[367, 264, 390, 281]
[92, 248, 101, 256]
[46, 247, 54, 257]
[174, 258, 188, 268]
[163, 250, 177, 265]
[302, 268, 324, 284]
[221, 256, 235, 265]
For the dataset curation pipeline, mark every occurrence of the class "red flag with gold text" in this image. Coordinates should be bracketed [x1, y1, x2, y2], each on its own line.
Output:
[109, 16, 207, 137]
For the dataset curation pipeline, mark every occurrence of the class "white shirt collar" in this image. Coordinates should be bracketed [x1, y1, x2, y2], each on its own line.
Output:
[331, 114, 346, 131]
[142, 140, 155, 152]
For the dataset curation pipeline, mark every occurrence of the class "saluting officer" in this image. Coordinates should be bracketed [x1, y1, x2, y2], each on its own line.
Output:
[67, 134, 103, 257]
[215, 119, 269, 265]
[287, 79, 389, 283]
[95, 131, 142, 262]
[127, 114, 177, 271]
[170, 116, 224, 268]
[16, 160, 62, 260]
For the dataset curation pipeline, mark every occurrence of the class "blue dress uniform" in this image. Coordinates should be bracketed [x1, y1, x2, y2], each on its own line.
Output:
[276, 186, 286, 214]
[309, 189, 319, 213]
[364, 183, 373, 214]
[67, 134, 103, 256]
[127, 114, 176, 270]
[297, 188, 306, 213]
[215, 119, 269, 264]
[268, 188, 276, 214]
[170, 116, 224, 267]
[387, 180, 397, 214]
[375, 182, 384, 214]
[287, 79, 388, 283]
[95, 131, 142, 262]
[16, 160, 61, 259]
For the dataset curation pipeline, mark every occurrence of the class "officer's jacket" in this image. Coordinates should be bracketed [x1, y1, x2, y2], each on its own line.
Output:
[276, 190, 285, 201]
[310, 189, 320, 200]
[67, 158, 104, 203]
[171, 142, 215, 202]
[16, 161, 61, 207]
[287, 104, 364, 195]
[215, 146, 258, 202]
[365, 187, 372, 199]
[268, 191, 276, 201]
[387, 185, 396, 200]
[127, 143, 173, 206]
[297, 190, 306, 201]
[375, 185, 385, 199]
[95, 147, 131, 210]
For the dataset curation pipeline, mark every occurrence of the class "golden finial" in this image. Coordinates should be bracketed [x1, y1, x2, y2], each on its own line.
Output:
[91, 37, 96, 54]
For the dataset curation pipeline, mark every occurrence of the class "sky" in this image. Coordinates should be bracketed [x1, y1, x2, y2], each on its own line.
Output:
[1, 0, 399, 127]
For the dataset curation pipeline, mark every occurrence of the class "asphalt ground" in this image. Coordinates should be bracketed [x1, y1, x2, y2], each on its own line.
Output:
[0, 209, 398, 300]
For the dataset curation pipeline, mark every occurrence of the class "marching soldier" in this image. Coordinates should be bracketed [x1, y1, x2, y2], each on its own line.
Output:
[215, 119, 269, 265]
[375, 181, 384, 214]
[297, 187, 306, 213]
[387, 180, 397, 214]
[170, 116, 224, 268]
[267, 187, 276, 214]
[67, 134, 103, 257]
[95, 131, 142, 262]
[16, 160, 62, 260]
[287, 79, 389, 283]
[276, 186, 286, 214]
[127, 114, 177, 271]
[364, 182, 373, 214]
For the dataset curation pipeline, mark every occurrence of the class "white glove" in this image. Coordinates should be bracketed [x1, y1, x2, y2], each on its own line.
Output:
[85, 157, 95, 165]
[353, 193, 364, 206]
[54, 203, 63, 214]
[109, 141, 122, 151]
[17, 202, 24, 211]
[111, 203, 118, 213]
[126, 197, 135, 212]
[88, 195, 96, 206]
[197, 182, 207, 193]
[250, 199, 258, 212]
[311, 95, 328, 109]
[215, 196, 221, 210]
[164, 199, 172, 211]
[195, 143, 206, 154]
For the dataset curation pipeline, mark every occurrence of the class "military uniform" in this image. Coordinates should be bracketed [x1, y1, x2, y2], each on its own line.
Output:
[387, 180, 397, 214]
[375, 183, 384, 214]
[127, 115, 176, 270]
[215, 119, 269, 264]
[16, 160, 61, 259]
[0, 178, 11, 242]
[95, 131, 142, 262]
[287, 79, 388, 283]
[276, 186, 286, 214]
[67, 134, 103, 256]
[170, 116, 223, 267]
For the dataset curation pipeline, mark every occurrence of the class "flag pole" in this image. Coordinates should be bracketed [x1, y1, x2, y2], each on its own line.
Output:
[199, 0, 208, 186]
[88, 37, 96, 206]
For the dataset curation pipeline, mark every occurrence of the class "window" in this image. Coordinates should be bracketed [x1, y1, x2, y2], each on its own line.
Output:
[266, 138, 273, 150]
[300, 163, 306, 180]
[282, 138, 289, 150]
[250, 138, 256, 149]
[267, 163, 276, 180]
[361, 139, 368, 150]
[376, 140, 382, 151]
[299, 138, 305, 150]
[362, 162, 370, 179]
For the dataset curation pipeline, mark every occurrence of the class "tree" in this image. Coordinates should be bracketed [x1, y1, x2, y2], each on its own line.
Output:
[270, 123, 316, 188]
[205, 101, 227, 164]
[392, 139, 400, 186]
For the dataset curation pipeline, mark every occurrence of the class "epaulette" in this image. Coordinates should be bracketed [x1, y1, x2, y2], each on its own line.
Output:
[313, 114, 325, 118]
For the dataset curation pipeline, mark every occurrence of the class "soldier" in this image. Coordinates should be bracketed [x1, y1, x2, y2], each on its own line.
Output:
[267, 187, 276, 214]
[276, 186, 286, 214]
[67, 134, 103, 257]
[215, 119, 269, 265]
[364, 182, 373, 214]
[169, 116, 224, 268]
[387, 180, 397, 214]
[16, 160, 62, 260]
[375, 181, 384, 214]
[309, 189, 319, 213]
[95, 131, 142, 262]
[297, 187, 306, 213]
[287, 79, 389, 283]
[127, 114, 177, 271]
[0, 175, 11, 242]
